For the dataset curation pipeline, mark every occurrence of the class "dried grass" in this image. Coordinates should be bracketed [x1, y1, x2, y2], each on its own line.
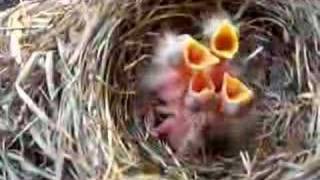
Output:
[0, 0, 319, 179]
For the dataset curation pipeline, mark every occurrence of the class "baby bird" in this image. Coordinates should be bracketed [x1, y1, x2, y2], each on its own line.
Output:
[145, 34, 219, 154]
[202, 15, 239, 60]
[151, 107, 206, 155]
[138, 17, 255, 156]
[150, 68, 253, 155]
[141, 32, 221, 103]
[141, 33, 191, 103]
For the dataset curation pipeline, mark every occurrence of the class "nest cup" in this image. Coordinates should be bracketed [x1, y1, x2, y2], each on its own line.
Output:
[1, 0, 319, 179]
[100, 0, 320, 178]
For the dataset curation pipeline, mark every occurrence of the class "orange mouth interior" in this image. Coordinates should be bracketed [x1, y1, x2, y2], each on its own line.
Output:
[184, 37, 219, 70]
[190, 72, 213, 94]
[210, 20, 239, 59]
[223, 73, 252, 104]
[188, 43, 205, 65]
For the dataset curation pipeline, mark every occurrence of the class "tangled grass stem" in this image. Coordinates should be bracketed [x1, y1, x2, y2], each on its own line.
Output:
[0, 0, 319, 179]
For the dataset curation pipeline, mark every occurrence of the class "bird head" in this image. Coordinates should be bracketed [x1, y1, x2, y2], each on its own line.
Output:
[218, 73, 254, 116]
[209, 20, 239, 59]
[184, 71, 216, 111]
[183, 35, 220, 71]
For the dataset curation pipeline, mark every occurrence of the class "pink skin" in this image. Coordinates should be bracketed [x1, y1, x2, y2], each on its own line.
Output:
[144, 58, 253, 155]
[150, 84, 253, 155]
[149, 63, 223, 153]
[155, 65, 191, 103]
[152, 109, 206, 154]
[152, 115, 191, 151]
[157, 76, 186, 102]
[142, 65, 188, 103]
[151, 103, 188, 149]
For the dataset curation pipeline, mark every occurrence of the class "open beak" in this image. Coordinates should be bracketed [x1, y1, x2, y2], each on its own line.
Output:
[184, 36, 219, 71]
[185, 72, 216, 110]
[219, 73, 253, 116]
[210, 20, 239, 59]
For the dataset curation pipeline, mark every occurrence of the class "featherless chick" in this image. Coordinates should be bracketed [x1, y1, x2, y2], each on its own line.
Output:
[138, 16, 256, 156]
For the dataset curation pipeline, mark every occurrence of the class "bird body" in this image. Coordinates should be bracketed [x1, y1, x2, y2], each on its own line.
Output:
[138, 18, 255, 156]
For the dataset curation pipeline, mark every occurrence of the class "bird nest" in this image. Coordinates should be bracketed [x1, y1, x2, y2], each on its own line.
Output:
[0, 0, 320, 179]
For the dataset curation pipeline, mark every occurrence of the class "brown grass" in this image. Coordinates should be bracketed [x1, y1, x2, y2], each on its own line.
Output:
[0, 0, 319, 179]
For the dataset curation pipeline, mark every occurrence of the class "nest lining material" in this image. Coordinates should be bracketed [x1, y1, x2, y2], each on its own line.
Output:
[0, 0, 320, 179]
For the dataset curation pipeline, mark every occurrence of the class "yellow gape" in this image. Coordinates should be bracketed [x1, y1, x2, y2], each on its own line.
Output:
[184, 36, 220, 71]
[220, 73, 253, 115]
[185, 72, 217, 109]
[188, 72, 215, 97]
[210, 20, 239, 59]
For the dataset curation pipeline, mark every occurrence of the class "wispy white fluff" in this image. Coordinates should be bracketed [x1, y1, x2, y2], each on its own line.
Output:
[152, 32, 189, 68]
[202, 12, 231, 39]
[141, 67, 171, 90]
[141, 33, 190, 91]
